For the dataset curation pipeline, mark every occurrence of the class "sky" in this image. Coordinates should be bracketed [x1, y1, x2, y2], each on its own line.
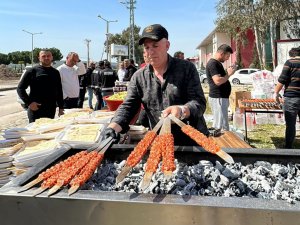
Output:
[0, 0, 217, 62]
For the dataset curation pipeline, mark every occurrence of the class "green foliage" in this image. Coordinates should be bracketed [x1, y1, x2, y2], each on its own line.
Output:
[109, 25, 143, 63]
[215, 0, 300, 68]
[7, 51, 31, 65]
[0, 53, 10, 65]
[33, 47, 63, 63]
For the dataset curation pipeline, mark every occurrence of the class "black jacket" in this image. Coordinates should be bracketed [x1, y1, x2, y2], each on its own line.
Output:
[123, 65, 137, 81]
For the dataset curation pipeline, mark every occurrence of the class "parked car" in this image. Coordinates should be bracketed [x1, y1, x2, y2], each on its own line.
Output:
[229, 68, 260, 85]
[200, 73, 208, 84]
[197, 69, 208, 84]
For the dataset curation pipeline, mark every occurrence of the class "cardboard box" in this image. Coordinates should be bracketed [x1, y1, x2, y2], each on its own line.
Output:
[230, 91, 251, 113]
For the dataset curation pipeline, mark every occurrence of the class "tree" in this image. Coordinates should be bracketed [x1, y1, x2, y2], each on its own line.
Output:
[0, 53, 10, 65]
[215, 0, 299, 69]
[33, 47, 63, 63]
[8, 51, 31, 65]
[108, 25, 143, 64]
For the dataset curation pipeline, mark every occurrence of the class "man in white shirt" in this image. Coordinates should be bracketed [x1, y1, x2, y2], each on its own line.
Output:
[57, 52, 86, 109]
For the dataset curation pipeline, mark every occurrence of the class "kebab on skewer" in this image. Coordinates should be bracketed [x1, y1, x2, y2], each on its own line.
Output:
[168, 114, 234, 164]
[115, 118, 164, 184]
[140, 117, 175, 191]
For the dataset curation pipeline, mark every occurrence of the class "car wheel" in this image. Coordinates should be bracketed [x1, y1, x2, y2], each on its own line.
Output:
[232, 78, 240, 85]
[203, 78, 208, 84]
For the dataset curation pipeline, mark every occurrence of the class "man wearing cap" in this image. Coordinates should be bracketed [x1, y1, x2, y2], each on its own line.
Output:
[105, 24, 209, 145]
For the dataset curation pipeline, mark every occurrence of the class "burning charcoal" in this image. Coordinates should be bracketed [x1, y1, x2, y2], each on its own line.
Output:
[175, 179, 186, 187]
[105, 176, 115, 184]
[254, 161, 272, 170]
[260, 179, 271, 193]
[210, 169, 221, 181]
[215, 161, 224, 172]
[198, 160, 213, 167]
[222, 168, 239, 180]
[183, 181, 196, 192]
[219, 174, 230, 186]
[272, 164, 288, 176]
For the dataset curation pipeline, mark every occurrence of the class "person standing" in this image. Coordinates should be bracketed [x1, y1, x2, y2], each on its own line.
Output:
[173, 51, 185, 60]
[17, 49, 64, 123]
[99, 60, 118, 98]
[206, 44, 235, 131]
[77, 62, 95, 108]
[274, 47, 300, 149]
[117, 61, 126, 82]
[57, 52, 86, 109]
[91, 61, 105, 110]
[104, 24, 208, 146]
[123, 58, 137, 81]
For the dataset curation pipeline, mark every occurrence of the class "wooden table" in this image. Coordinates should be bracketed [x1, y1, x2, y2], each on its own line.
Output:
[212, 131, 251, 148]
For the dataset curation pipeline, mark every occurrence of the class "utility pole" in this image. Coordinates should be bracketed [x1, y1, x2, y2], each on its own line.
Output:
[22, 29, 42, 66]
[97, 15, 118, 61]
[84, 39, 91, 65]
[120, 0, 136, 62]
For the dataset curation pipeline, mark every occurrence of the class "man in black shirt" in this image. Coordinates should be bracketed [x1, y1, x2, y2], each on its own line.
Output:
[123, 59, 137, 81]
[206, 44, 235, 131]
[17, 50, 64, 123]
[105, 24, 208, 146]
[274, 47, 300, 148]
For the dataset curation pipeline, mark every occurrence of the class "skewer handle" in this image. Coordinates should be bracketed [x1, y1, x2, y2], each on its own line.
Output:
[168, 114, 186, 127]
[152, 118, 164, 133]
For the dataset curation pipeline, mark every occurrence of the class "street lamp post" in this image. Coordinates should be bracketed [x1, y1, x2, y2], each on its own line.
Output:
[22, 29, 42, 66]
[97, 15, 117, 61]
[84, 39, 91, 65]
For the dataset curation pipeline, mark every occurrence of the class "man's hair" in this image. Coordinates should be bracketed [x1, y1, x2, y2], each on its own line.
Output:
[174, 51, 184, 58]
[217, 44, 233, 54]
[289, 47, 300, 57]
[130, 59, 135, 65]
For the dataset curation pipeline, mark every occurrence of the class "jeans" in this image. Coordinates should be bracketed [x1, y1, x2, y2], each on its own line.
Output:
[87, 87, 93, 108]
[283, 97, 300, 149]
[208, 97, 229, 130]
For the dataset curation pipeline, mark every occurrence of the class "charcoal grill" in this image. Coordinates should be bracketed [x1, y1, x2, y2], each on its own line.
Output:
[1, 145, 300, 225]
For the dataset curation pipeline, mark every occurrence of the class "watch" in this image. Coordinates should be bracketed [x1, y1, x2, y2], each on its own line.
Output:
[179, 105, 187, 120]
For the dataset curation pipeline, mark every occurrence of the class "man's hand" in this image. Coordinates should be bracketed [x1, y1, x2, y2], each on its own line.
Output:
[227, 65, 236, 76]
[58, 108, 64, 117]
[104, 127, 120, 144]
[162, 105, 189, 120]
[29, 102, 41, 111]
[274, 93, 282, 104]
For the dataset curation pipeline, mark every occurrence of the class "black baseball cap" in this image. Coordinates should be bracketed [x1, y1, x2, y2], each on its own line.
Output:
[138, 24, 168, 45]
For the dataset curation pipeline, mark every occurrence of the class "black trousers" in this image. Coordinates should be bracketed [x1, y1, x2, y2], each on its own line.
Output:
[63, 97, 79, 109]
[78, 87, 86, 108]
[93, 88, 103, 110]
[27, 104, 56, 123]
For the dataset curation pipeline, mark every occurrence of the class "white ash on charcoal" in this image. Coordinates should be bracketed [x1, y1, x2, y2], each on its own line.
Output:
[82, 160, 300, 204]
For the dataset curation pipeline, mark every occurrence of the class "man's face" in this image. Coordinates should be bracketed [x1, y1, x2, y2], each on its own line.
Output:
[220, 52, 231, 63]
[66, 53, 79, 66]
[39, 51, 53, 67]
[143, 38, 170, 67]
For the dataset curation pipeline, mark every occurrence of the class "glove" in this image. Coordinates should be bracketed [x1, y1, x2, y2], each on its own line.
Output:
[104, 127, 120, 144]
